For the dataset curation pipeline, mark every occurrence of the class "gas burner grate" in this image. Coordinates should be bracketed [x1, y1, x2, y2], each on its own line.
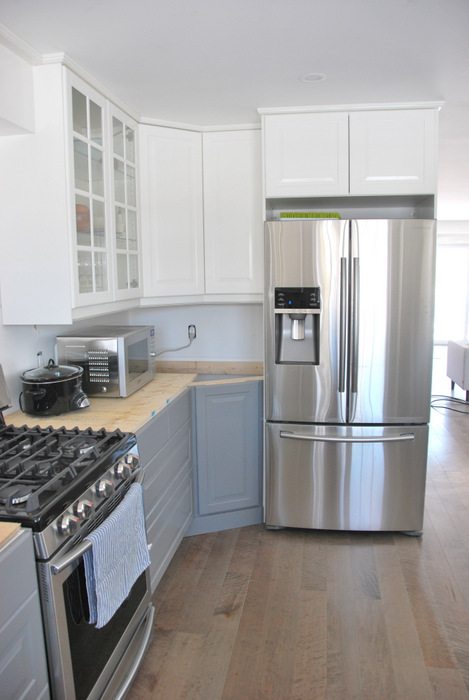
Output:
[0, 424, 135, 524]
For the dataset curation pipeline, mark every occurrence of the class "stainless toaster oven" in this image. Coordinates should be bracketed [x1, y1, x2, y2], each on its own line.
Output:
[56, 325, 155, 397]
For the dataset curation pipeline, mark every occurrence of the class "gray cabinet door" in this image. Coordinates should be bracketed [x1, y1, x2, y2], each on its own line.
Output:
[195, 381, 262, 515]
[0, 530, 50, 700]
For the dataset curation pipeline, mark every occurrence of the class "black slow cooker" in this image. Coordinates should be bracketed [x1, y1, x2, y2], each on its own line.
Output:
[19, 359, 90, 416]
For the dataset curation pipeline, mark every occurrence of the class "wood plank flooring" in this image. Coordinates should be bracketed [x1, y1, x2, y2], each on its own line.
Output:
[128, 353, 469, 700]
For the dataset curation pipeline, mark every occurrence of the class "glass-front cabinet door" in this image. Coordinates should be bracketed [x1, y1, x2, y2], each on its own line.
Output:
[69, 75, 112, 304]
[67, 72, 140, 308]
[110, 106, 141, 298]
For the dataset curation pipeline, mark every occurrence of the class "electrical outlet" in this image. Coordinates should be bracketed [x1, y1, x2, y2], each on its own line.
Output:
[188, 324, 197, 340]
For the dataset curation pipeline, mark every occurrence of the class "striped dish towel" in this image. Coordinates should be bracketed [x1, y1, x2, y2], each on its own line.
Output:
[83, 482, 150, 629]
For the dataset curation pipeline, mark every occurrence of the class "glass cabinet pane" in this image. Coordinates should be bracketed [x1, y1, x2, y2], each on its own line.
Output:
[127, 165, 136, 206]
[94, 252, 108, 292]
[93, 199, 105, 248]
[127, 210, 137, 250]
[91, 147, 104, 197]
[90, 101, 102, 145]
[78, 251, 93, 293]
[74, 139, 89, 191]
[129, 254, 139, 288]
[113, 117, 124, 157]
[117, 254, 128, 290]
[114, 159, 125, 203]
[72, 88, 87, 136]
[115, 206, 126, 249]
[75, 195, 91, 247]
[126, 126, 135, 162]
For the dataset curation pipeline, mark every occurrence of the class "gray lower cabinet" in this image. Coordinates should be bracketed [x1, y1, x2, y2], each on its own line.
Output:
[0, 529, 50, 700]
[137, 388, 193, 593]
[188, 380, 263, 535]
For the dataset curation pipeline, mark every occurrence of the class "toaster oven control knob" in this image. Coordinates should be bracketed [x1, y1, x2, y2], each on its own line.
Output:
[57, 513, 80, 536]
[74, 499, 94, 520]
[114, 459, 132, 480]
[96, 479, 114, 498]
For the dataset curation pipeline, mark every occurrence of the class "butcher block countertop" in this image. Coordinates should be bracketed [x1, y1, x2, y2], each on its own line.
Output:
[6, 369, 263, 434]
[0, 522, 21, 550]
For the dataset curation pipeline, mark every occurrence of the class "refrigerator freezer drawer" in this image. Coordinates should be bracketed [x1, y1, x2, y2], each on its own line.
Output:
[265, 423, 429, 532]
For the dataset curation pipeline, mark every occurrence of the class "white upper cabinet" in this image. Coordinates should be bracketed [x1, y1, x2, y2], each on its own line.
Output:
[108, 105, 141, 299]
[262, 106, 439, 199]
[203, 131, 263, 294]
[349, 109, 438, 195]
[264, 112, 349, 197]
[139, 126, 263, 301]
[0, 64, 142, 325]
[68, 74, 113, 305]
[139, 125, 204, 297]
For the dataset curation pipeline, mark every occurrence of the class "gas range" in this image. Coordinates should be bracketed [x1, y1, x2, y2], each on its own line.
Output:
[0, 424, 140, 560]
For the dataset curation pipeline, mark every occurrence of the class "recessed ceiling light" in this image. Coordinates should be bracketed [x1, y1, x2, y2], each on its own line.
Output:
[300, 72, 326, 83]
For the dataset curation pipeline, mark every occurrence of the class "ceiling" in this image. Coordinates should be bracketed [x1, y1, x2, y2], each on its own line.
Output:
[1, 0, 468, 218]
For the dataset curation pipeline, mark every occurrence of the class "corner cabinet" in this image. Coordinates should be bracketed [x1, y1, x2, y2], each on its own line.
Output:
[0, 64, 141, 325]
[0, 529, 50, 700]
[261, 105, 440, 200]
[139, 126, 263, 304]
[188, 380, 263, 535]
[139, 126, 205, 297]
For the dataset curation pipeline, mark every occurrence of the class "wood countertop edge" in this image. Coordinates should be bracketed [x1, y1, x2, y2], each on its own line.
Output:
[5, 373, 264, 434]
[0, 522, 22, 550]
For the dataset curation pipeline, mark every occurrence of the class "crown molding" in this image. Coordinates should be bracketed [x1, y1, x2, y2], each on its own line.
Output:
[0, 22, 42, 63]
[139, 116, 260, 132]
[258, 101, 445, 115]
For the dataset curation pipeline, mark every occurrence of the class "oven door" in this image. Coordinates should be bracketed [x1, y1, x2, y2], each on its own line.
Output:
[38, 531, 153, 700]
[119, 329, 154, 397]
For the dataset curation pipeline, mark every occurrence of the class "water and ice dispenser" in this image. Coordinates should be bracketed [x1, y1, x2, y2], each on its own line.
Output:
[274, 287, 321, 364]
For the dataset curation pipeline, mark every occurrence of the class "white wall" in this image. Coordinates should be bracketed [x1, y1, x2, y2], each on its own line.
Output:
[0, 305, 132, 413]
[130, 304, 263, 361]
[0, 302, 262, 413]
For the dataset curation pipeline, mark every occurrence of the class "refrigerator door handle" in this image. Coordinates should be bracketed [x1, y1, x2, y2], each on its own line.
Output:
[338, 256, 347, 393]
[279, 430, 415, 443]
[351, 256, 360, 395]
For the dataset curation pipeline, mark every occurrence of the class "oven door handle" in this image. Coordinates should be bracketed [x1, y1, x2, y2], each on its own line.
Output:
[51, 540, 92, 575]
[51, 540, 152, 576]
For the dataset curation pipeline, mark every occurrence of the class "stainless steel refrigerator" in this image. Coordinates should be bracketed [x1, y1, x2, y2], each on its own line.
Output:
[264, 218, 436, 533]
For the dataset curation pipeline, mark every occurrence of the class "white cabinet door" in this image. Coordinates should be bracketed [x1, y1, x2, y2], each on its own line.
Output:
[139, 125, 204, 297]
[67, 72, 114, 306]
[264, 112, 349, 197]
[108, 105, 141, 300]
[203, 131, 263, 294]
[349, 109, 438, 195]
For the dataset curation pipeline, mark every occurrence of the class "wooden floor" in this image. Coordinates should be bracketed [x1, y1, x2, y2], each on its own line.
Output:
[128, 350, 469, 700]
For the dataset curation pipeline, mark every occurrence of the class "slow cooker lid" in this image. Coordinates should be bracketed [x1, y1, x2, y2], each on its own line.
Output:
[22, 359, 82, 382]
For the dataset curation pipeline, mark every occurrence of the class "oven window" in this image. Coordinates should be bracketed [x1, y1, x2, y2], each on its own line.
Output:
[64, 561, 147, 700]
[127, 338, 148, 380]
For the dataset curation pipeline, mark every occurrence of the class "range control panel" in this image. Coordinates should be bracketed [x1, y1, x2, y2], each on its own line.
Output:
[275, 287, 321, 310]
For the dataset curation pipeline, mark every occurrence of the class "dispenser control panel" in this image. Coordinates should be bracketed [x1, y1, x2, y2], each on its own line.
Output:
[275, 287, 320, 310]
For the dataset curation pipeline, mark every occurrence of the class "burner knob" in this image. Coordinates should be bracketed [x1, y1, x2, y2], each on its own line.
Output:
[96, 479, 114, 498]
[114, 459, 132, 480]
[74, 499, 94, 520]
[57, 514, 80, 536]
[124, 453, 140, 470]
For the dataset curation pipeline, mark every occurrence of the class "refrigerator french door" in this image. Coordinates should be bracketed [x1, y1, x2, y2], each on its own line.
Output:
[264, 219, 436, 532]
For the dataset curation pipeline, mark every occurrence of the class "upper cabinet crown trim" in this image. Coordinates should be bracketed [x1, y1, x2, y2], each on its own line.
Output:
[258, 101, 444, 115]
